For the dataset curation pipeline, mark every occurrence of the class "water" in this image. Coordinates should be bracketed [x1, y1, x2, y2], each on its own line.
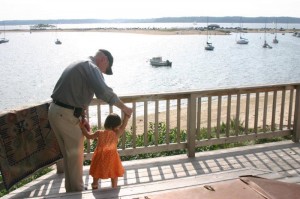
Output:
[0, 30, 300, 113]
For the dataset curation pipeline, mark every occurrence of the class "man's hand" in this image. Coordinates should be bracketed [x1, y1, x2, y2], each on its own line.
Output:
[80, 118, 91, 131]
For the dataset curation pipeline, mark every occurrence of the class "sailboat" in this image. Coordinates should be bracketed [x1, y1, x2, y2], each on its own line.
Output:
[236, 18, 248, 44]
[204, 17, 214, 51]
[54, 24, 62, 45]
[0, 21, 9, 44]
[263, 22, 272, 49]
[272, 19, 279, 44]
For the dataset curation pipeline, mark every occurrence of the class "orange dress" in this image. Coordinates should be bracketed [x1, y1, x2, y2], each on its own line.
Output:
[89, 130, 124, 179]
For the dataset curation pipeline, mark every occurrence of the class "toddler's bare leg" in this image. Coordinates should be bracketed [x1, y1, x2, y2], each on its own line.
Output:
[92, 177, 99, 189]
[111, 177, 118, 188]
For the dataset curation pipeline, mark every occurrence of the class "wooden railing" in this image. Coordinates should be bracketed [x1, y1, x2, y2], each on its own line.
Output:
[84, 83, 300, 160]
[1, 83, 300, 191]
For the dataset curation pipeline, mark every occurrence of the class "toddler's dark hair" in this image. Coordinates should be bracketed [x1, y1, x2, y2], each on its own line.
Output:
[104, 113, 122, 129]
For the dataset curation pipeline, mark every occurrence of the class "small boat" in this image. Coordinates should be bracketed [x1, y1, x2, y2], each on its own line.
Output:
[273, 36, 279, 44]
[263, 40, 272, 49]
[236, 37, 249, 44]
[236, 18, 249, 45]
[262, 21, 272, 49]
[205, 42, 214, 51]
[150, 57, 172, 67]
[0, 22, 9, 44]
[55, 39, 62, 45]
[0, 38, 9, 44]
[204, 17, 214, 51]
[272, 19, 279, 44]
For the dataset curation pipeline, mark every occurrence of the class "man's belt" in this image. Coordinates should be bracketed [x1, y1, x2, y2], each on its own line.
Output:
[53, 100, 77, 110]
[53, 100, 83, 118]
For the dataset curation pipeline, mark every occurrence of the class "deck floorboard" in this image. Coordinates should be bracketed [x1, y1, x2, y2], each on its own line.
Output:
[3, 140, 300, 199]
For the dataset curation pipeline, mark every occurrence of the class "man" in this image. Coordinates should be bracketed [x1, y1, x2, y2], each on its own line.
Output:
[48, 49, 132, 192]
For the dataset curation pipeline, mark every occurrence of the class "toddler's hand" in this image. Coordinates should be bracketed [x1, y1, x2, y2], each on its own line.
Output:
[80, 118, 91, 131]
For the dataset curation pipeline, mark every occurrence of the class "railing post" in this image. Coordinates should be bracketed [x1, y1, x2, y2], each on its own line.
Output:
[56, 159, 64, 173]
[187, 94, 196, 157]
[293, 86, 300, 142]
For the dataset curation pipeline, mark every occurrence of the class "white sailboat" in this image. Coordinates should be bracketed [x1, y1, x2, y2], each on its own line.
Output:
[263, 22, 272, 49]
[204, 17, 214, 51]
[0, 21, 9, 44]
[272, 19, 279, 44]
[54, 24, 62, 45]
[236, 18, 249, 44]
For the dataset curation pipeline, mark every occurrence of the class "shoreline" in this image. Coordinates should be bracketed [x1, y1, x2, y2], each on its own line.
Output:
[6, 28, 298, 35]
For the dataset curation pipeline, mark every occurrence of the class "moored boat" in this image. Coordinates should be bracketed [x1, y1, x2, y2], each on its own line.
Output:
[150, 57, 172, 67]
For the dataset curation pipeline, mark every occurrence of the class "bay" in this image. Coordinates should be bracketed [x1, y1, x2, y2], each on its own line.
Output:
[0, 30, 300, 113]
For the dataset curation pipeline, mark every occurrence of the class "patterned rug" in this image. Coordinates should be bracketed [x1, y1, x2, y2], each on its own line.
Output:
[0, 103, 62, 190]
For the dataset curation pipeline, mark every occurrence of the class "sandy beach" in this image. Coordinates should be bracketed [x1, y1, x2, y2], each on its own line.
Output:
[130, 91, 292, 134]
[8, 28, 297, 35]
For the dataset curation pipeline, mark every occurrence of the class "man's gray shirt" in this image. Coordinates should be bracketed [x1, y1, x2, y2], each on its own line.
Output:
[51, 58, 120, 108]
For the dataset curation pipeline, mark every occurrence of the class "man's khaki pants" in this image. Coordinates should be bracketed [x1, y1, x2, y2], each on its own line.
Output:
[48, 103, 84, 192]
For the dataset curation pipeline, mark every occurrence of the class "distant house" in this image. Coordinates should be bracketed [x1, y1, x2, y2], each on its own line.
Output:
[208, 24, 220, 30]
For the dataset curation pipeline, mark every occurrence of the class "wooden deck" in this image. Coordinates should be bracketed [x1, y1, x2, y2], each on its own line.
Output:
[3, 140, 300, 199]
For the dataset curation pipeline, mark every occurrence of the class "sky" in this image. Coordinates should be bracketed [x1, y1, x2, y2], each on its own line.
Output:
[1, 0, 300, 20]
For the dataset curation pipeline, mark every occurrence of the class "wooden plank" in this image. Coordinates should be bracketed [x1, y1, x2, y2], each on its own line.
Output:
[293, 86, 300, 142]
[254, 92, 259, 133]
[144, 101, 148, 147]
[235, 94, 240, 136]
[288, 89, 294, 129]
[132, 102, 137, 148]
[280, 90, 286, 130]
[177, 99, 181, 144]
[166, 100, 170, 144]
[187, 94, 196, 157]
[226, 95, 231, 137]
[217, 96, 222, 138]
[245, 93, 250, 134]
[155, 100, 159, 146]
[197, 97, 202, 140]
[263, 92, 268, 132]
[271, 91, 277, 131]
[97, 104, 101, 129]
[207, 96, 212, 139]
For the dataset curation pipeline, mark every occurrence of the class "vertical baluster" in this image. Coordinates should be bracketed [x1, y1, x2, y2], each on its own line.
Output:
[197, 97, 202, 140]
[109, 105, 113, 114]
[177, 99, 181, 144]
[155, 100, 159, 146]
[254, 92, 259, 134]
[132, 102, 136, 148]
[97, 104, 101, 129]
[235, 94, 240, 136]
[208, 96, 212, 139]
[288, 89, 294, 129]
[271, 91, 277, 131]
[226, 95, 231, 137]
[293, 86, 300, 142]
[166, 100, 170, 144]
[245, 93, 250, 134]
[144, 101, 148, 147]
[86, 107, 90, 153]
[217, 96, 221, 138]
[263, 92, 268, 132]
[280, 89, 286, 130]
[121, 111, 126, 149]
